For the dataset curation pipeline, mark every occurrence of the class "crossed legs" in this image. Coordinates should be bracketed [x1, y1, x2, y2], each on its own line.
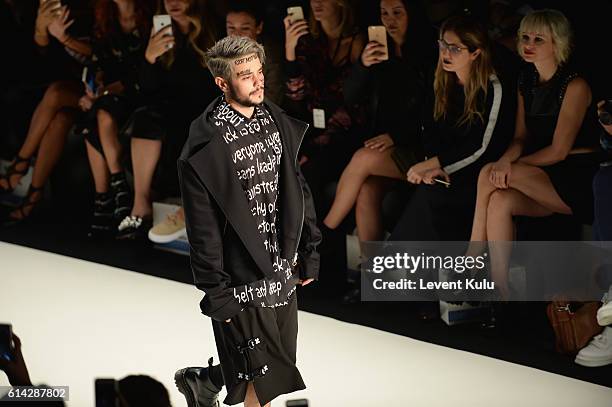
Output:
[470, 162, 571, 297]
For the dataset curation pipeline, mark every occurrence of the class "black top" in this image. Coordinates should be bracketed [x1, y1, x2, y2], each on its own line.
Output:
[343, 38, 436, 156]
[139, 29, 219, 122]
[423, 74, 516, 183]
[91, 24, 146, 96]
[519, 63, 599, 155]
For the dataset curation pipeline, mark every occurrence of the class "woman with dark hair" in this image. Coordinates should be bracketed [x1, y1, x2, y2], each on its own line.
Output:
[322, 0, 436, 246]
[468, 10, 601, 299]
[115, 0, 219, 239]
[1, 2, 92, 223]
[390, 15, 515, 242]
[81, 0, 151, 237]
[283, 0, 366, 215]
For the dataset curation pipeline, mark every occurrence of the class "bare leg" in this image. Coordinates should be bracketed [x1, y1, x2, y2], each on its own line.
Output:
[130, 137, 161, 217]
[0, 81, 81, 190]
[85, 140, 110, 194]
[486, 188, 553, 298]
[244, 383, 270, 407]
[324, 147, 404, 229]
[30, 109, 76, 189]
[469, 163, 497, 241]
[96, 109, 123, 174]
[8, 109, 78, 220]
[18, 81, 81, 159]
[355, 176, 394, 242]
[485, 161, 571, 297]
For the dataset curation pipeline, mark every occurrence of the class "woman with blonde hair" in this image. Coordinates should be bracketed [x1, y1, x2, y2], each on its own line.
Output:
[390, 15, 516, 243]
[112, 0, 219, 239]
[467, 9, 601, 298]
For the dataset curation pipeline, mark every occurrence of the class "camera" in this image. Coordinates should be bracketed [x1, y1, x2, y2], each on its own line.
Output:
[599, 100, 612, 126]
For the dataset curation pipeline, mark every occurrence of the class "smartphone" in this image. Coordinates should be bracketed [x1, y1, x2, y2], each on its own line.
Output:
[368, 25, 389, 61]
[433, 178, 451, 187]
[599, 99, 612, 126]
[0, 324, 15, 362]
[287, 6, 305, 24]
[95, 378, 119, 407]
[81, 67, 97, 94]
[153, 14, 173, 36]
[286, 400, 309, 407]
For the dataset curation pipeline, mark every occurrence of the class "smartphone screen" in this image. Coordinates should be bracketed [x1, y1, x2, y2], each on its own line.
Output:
[368, 25, 389, 61]
[287, 6, 304, 24]
[95, 378, 119, 407]
[153, 14, 173, 36]
[286, 400, 309, 407]
[0, 324, 14, 362]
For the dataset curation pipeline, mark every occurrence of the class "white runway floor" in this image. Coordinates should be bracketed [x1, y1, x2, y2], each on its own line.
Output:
[1, 241, 611, 406]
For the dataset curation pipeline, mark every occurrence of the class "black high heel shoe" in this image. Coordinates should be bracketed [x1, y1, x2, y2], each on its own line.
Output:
[0, 156, 30, 194]
[4, 185, 43, 225]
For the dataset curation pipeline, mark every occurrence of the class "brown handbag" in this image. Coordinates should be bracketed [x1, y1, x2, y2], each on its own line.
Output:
[546, 301, 603, 354]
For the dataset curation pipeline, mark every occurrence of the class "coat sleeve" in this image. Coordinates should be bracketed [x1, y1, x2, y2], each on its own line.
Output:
[178, 159, 244, 321]
[296, 165, 322, 280]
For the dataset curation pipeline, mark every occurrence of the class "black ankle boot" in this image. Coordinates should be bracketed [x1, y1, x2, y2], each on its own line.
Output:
[88, 192, 114, 238]
[174, 357, 222, 407]
[109, 172, 132, 223]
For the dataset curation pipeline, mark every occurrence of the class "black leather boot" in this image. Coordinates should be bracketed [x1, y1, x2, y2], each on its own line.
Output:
[174, 357, 223, 407]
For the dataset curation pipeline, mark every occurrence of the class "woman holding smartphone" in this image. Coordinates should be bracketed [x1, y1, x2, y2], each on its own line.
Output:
[321, 0, 436, 246]
[113, 0, 218, 239]
[467, 10, 601, 299]
[81, 0, 151, 237]
[1, 1, 91, 223]
[283, 0, 366, 215]
[390, 15, 516, 242]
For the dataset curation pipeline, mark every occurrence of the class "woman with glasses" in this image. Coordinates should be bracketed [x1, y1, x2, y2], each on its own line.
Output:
[389, 15, 515, 243]
[467, 9, 601, 299]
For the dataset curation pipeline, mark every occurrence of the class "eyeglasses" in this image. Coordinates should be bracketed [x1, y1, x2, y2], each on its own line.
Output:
[437, 39, 467, 55]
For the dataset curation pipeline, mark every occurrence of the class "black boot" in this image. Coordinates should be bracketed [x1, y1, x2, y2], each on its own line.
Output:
[87, 192, 114, 238]
[174, 357, 223, 407]
[318, 223, 349, 291]
[109, 171, 132, 224]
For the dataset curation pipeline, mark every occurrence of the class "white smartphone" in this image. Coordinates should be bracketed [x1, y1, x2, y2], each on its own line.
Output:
[368, 25, 389, 61]
[287, 6, 305, 24]
[153, 14, 173, 36]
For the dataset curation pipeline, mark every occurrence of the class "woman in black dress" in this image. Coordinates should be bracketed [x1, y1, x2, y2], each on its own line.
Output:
[468, 10, 601, 298]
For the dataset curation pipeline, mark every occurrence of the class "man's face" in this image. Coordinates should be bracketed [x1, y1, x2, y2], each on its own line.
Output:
[227, 53, 265, 107]
[226, 12, 263, 40]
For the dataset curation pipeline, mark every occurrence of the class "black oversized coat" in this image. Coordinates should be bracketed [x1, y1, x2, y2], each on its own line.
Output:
[178, 97, 322, 322]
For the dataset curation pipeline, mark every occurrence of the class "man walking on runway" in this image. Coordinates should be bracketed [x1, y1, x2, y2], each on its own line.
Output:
[175, 35, 321, 407]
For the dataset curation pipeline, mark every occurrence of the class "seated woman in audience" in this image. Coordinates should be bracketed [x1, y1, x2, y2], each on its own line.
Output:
[224, 0, 284, 105]
[468, 9, 601, 298]
[390, 15, 515, 242]
[1, 1, 92, 223]
[116, 0, 218, 239]
[81, 0, 151, 237]
[283, 0, 366, 215]
[322, 0, 436, 246]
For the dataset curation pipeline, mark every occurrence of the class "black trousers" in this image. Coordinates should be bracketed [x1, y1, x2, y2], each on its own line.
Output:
[212, 294, 305, 405]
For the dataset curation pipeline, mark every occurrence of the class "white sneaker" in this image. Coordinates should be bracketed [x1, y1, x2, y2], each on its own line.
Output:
[597, 285, 612, 326]
[574, 327, 612, 367]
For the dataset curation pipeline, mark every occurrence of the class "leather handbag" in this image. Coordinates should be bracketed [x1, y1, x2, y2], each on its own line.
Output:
[546, 301, 603, 354]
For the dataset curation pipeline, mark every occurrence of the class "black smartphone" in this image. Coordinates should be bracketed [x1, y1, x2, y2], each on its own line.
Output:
[95, 378, 119, 407]
[286, 399, 309, 407]
[599, 100, 612, 126]
[0, 324, 15, 362]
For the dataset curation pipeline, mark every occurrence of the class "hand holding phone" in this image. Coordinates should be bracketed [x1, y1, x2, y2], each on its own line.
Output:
[284, 7, 309, 61]
[146, 15, 175, 64]
[287, 7, 305, 24]
[366, 26, 389, 63]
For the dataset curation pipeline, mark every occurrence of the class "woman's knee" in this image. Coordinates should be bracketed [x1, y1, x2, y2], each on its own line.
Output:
[42, 81, 77, 107]
[96, 109, 115, 128]
[487, 189, 514, 216]
[477, 163, 494, 186]
[350, 147, 381, 173]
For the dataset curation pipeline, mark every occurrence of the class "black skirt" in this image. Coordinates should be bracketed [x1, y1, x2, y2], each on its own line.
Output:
[542, 152, 603, 224]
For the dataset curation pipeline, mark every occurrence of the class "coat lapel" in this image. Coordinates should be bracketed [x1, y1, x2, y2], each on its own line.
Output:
[187, 134, 276, 279]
